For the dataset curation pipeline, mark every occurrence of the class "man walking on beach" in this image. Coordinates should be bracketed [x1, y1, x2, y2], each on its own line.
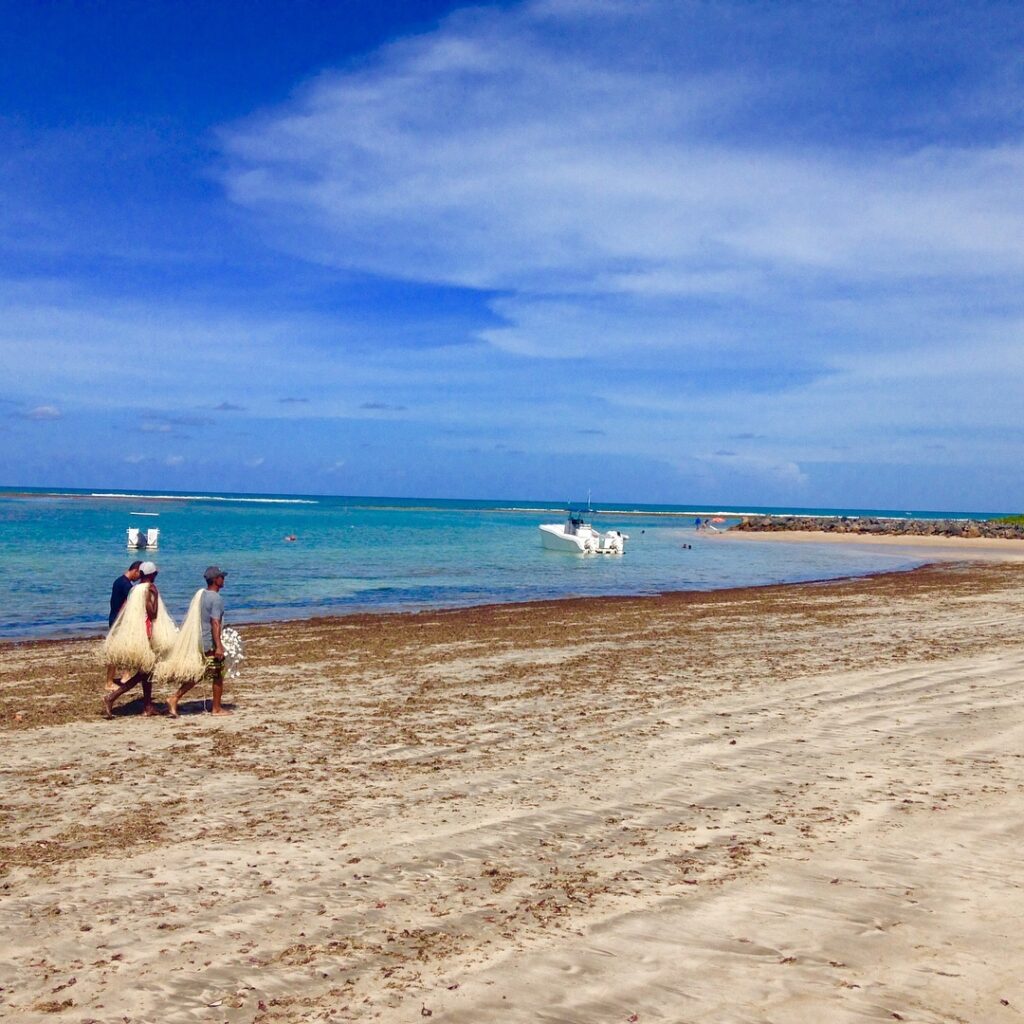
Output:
[104, 560, 142, 691]
[168, 566, 231, 717]
[103, 561, 161, 718]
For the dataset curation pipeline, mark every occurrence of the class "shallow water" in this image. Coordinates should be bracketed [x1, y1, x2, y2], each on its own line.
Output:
[0, 490, 948, 639]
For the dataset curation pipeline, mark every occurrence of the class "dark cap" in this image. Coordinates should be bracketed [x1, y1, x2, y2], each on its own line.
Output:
[203, 565, 228, 581]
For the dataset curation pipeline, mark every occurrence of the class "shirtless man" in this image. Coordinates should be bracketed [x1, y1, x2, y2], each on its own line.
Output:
[103, 561, 161, 718]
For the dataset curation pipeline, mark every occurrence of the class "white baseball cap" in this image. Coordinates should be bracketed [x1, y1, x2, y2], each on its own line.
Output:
[139, 561, 158, 575]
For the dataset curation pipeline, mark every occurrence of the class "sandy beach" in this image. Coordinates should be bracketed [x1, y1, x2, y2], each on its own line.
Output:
[3, 561, 1024, 1023]
[718, 529, 1024, 561]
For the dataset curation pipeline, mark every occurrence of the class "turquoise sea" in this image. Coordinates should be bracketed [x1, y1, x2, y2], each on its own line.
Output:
[0, 488, 1006, 641]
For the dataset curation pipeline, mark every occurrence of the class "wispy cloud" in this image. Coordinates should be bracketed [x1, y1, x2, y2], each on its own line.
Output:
[687, 452, 809, 491]
[22, 404, 62, 420]
[210, 0, 1024, 509]
[221, 1, 1024, 309]
[5, 1, 1023, 507]
[138, 413, 213, 436]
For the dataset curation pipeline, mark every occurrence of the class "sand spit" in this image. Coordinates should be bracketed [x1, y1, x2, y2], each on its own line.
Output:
[718, 528, 1024, 560]
[732, 514, 1024, 540]
[2, 564, 1024, 1022]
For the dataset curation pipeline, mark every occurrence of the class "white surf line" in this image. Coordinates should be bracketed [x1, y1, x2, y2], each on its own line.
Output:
[90, 492, 318, 504]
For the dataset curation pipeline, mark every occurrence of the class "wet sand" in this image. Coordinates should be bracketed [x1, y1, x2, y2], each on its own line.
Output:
[2, 563, 1024, 1022]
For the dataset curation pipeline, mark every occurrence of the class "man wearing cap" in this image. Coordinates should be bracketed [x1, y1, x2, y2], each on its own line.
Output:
[102, 561, 163, 718]
[168, 566, 231, 716]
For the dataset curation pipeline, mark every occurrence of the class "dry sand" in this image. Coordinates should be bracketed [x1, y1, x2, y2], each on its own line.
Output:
[2, 562, 1024, 1023]
[717, 529, 1024, 561]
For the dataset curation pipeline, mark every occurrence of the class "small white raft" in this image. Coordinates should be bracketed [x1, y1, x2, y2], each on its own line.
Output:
[539, 514, 627, 555]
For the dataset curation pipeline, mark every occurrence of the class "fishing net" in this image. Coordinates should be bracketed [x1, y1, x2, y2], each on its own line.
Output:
[154, 589, 206, 685]
[102, 583, 171, 672]
[150, 591, 179, 656]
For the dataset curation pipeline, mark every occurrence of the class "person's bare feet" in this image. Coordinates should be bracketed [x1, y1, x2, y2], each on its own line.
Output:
[167, 696, 179, 718]
[142, 704, 159, 717]
[211, 707, 233, 716]
[102, 693, 115, 719]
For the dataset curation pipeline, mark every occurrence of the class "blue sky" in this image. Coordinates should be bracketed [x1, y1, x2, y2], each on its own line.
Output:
[2, 0, 1023, 509]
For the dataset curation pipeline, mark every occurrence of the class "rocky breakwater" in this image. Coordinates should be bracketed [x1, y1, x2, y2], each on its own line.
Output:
[731, 516, 1024, 540]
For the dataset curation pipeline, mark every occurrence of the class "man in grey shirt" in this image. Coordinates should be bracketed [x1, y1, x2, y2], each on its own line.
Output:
[168, 566, 231, 717]
[200, 584, 225, 654]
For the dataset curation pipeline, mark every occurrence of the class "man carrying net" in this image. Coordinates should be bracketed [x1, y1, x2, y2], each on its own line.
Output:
[165, 566, 233, 717]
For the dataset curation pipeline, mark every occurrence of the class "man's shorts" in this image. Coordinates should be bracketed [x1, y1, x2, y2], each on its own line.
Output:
[203, 652, 225, 685]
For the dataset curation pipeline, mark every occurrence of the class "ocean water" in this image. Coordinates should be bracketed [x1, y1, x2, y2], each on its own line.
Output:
[0, 488, 1000, 641]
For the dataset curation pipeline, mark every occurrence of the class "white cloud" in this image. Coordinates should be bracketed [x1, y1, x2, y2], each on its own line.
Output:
[0, 267, 522, 408]
[211, 0, 1024, 501]
[697, 452, 808, 489]
[220, 2, 1024, 307]
[164, 455, 185, 467]
[6, 0, 1023, 506]
[24, 404, 61, 420]
[212, 0, 1024, 501]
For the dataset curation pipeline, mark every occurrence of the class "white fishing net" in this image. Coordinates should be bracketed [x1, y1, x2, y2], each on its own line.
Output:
[154, 589, 206, 685]
[150, 590, 178, 656]
[101, 582, 177, 672]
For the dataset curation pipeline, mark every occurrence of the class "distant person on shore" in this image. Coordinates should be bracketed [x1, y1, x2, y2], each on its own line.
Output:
[102, 561, 176, 718]
[104, 560, 142, 691]
[167, 566, 231, 717]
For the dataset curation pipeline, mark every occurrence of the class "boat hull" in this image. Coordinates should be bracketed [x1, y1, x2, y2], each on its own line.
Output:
[539, 524, 589, 552]
[539, 522, 626, 554]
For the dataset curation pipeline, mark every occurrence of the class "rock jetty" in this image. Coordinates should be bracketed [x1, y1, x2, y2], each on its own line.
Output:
[731, 515, 1024, 540]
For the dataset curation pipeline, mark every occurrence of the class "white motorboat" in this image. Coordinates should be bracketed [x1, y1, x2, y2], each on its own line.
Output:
[127, 526, 160, 550]
[539, 513, 627, 554]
